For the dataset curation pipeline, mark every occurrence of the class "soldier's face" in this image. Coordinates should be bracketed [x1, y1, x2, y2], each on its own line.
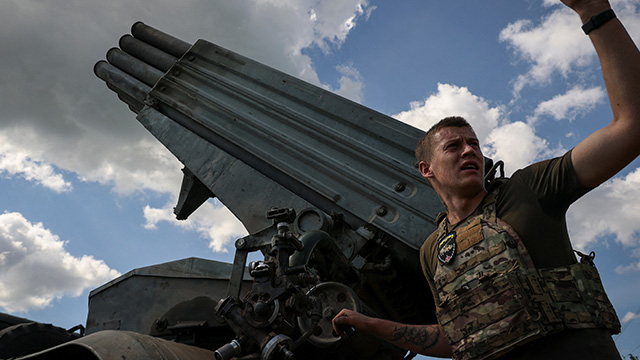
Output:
[420, 126, 485, 196]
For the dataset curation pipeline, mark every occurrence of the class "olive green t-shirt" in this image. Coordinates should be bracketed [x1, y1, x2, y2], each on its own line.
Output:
[420, 150, 621, 359]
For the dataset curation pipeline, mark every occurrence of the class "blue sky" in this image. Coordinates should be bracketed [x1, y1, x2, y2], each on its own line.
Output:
[1, 0, 639, 358]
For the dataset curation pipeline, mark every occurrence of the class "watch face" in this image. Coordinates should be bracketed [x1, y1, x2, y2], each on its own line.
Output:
[437, 232, 457, 265]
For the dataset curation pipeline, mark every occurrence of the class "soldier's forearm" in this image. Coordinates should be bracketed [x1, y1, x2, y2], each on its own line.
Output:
[586, 12, 640, 122]
[565, 1, 640, 187]
[367, 318, 452, 358]
[391, 324, 451, 357]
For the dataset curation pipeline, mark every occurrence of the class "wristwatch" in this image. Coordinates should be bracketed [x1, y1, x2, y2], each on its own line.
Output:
[582, 9, 616, 35]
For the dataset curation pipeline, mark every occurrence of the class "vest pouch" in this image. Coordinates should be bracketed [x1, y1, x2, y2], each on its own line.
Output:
[540, 263, 621, 333]
[438, 270, 556, 360]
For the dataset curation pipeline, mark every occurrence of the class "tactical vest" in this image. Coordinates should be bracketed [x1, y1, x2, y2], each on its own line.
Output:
[432, 190, 620, 360]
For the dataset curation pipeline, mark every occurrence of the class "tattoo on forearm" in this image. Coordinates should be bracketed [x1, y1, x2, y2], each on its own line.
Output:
[391, 325, 441, 350]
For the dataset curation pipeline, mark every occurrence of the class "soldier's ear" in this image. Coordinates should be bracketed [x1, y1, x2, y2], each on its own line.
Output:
[418, 161, 432, 178]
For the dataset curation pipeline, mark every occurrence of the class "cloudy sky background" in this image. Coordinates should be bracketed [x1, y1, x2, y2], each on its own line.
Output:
[1, 0, 639, 357]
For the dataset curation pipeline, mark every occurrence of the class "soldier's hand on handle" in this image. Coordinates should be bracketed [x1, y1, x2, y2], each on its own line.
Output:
[332, 309, 367, 337]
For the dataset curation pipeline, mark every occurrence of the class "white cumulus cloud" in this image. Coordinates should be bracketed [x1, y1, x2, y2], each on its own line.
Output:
[499, 7, 594, 96]
[621, 311, 639, 323]
[616, 261, 640, 274]
[568, 167, 640, 254]
[392, 83, 563, 175]
[305, 0, 375, 52]
[393, 83, 504, 144]
[0, 0, 378, 197]
[529, 86, 606, 124]
[484, 121, 561, 175]
[0, 131, 72, 193]
[500, 0, 640, 97]
[0, 212, 120, 313]
[334, 64, 365, 103]
[143, 200, 248, 253]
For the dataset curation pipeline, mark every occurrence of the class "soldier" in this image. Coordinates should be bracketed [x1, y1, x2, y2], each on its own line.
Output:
[333, 0, 640, 359]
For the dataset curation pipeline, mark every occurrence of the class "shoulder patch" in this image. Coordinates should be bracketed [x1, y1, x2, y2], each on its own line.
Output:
[437, 232, 457, 264]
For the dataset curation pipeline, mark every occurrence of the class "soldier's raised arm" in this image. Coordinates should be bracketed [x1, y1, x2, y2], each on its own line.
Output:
[562, 0, 640, 187]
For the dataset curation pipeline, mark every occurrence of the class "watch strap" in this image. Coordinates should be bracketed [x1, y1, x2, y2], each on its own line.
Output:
[582, 9, 616, 35]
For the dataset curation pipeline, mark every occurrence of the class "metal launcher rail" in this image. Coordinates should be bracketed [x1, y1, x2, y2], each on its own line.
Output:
[94, 22, 443, 253]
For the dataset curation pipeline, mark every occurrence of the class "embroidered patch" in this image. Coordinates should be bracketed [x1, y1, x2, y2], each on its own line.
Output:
[437, 232, 457, 265]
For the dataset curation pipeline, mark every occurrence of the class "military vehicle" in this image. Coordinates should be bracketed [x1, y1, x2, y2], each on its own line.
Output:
[0, 22, 500, 360]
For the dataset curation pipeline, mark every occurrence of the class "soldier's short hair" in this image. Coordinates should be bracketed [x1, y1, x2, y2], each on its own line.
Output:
[415, 116, 473, 163]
